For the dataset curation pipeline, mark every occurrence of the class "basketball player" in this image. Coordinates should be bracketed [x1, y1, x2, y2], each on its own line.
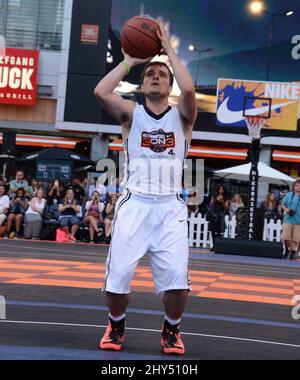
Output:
[94, 24, 197, 355]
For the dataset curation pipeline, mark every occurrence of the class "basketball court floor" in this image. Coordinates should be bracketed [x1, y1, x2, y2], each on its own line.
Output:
[0, 239, 299, 360]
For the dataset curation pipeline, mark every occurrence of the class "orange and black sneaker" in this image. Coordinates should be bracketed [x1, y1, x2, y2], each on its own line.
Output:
[99, 317, 125, 351]
[161, 319, 185, 355]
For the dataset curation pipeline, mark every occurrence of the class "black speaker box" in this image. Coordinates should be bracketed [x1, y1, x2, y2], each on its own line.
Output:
[2, 131, 16, 155]
[64, 0, 112, 123]
[236, 207, 265, 240]
[214, 237, 283, 259]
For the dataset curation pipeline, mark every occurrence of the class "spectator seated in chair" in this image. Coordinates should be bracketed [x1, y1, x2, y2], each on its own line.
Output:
[88, 177, 107, 203]
[24, 187, 47, 240]
[229, 194, 244, 219]
[4, 187, 29, 239]
[58, 189, 80, 242]
[47, 178, 64, 220]
[27, 178, 41, 199]
[103, 193, 118, 243]
[64, 175, 86, 205]
[83, 191, 105, 244]
[0, 184, 9, 226]
[9, 170, 29, 199]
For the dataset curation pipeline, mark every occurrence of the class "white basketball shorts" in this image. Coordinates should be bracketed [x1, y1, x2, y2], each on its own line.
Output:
[103, 192, 191, 295]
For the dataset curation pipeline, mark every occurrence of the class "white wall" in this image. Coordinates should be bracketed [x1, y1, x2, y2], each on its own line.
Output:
[38, 50, 61, 99]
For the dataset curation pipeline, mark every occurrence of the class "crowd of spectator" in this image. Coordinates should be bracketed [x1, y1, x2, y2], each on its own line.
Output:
[186, 185, 288, 221]
[0, 171, 294, 247]
[184, 184, 290, 250]
[0, 171, 123, 243]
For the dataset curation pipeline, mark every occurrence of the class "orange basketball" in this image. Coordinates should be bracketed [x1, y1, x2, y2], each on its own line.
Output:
[121, 16, 162, 59]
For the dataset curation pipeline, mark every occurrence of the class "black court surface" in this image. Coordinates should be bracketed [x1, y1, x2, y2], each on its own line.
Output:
[0, 239, 300, 361]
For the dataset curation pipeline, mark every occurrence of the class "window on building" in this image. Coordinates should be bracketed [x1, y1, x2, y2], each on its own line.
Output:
[5, 0, 37, 48]
[0, 0, 64, 51]
[37, 0, 65, 50]
[0, 0, 6, 39]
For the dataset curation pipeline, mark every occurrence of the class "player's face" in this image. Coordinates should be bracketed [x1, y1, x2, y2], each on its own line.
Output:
[142, 65, 171, 98]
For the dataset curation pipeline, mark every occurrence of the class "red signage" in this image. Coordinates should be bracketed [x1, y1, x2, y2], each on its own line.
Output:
[0, 48, 39, 106]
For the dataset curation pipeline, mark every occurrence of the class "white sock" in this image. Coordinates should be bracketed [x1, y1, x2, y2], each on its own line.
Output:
[109, 313, 125, 322]
[165, 315, 181, 325]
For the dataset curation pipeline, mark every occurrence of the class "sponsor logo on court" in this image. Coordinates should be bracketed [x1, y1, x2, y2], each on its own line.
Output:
[291, 295, 300, 320]
[291, 35, 300, 60]
[141, 130, 175, 153]
[0, 295, 6, 320]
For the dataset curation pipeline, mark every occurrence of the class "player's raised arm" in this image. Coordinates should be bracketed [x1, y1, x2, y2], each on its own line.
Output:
[157, 25, 197, 138]
[94, 51, 151, 125]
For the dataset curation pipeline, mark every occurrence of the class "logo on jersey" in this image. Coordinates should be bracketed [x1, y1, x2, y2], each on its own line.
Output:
[141, 129, 175, 153]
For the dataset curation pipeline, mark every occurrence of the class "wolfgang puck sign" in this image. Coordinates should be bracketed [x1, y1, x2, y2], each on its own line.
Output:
[0, 48, 39, 106]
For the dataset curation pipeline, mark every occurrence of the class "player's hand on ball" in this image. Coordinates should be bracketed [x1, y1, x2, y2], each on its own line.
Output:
[122, 48, 152, 68]
[157, 24, 172, 55]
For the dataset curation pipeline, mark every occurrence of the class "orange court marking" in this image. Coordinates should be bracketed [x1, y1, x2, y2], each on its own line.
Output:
[6, 277, 102, 289]
[0, 263, 69, 271]
[19, 258, 91, 266]
[212, 282, 294, 295]
[198, 290, 264, 303]
[0, 271, 36, 278]
[189, 270, 224, 276]
[262, 296, 293, 306]
[187, 277, 220, 284]
[187, 285, 207, 292]
[68, 264, 107, 270]
[196, 284, 297, 306]
[46, 270, 106, 279]
[221, 275, 292, 287]
[0, 256, 299, 307]
[130, 280, 156, 288]
[198, 291, 292, 306]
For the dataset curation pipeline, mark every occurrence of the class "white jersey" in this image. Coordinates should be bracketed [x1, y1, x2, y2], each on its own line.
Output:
[122, 104, 189, 196]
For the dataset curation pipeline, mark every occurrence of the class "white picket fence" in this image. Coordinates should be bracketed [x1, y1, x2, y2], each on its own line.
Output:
[188, 213, 283, 248]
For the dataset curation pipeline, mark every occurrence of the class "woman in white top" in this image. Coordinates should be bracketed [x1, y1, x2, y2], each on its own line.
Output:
[24, 187, 46, 239]
[0, 185, 9, 227]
